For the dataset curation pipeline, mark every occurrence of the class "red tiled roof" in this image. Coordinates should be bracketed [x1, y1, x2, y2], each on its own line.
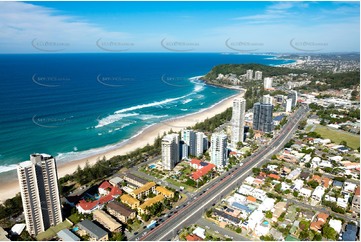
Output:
[247, 196, 257, 203]
[230, 151, 237, 155]
[77, 199, 98, 211]
[185, 235, 203, 241]
[190, 159, 202, 166]
[99, 181, 112, 190]
[268, 174, 280, 180]
[191, 163, 216, 180]
[77, 182, 122, 212]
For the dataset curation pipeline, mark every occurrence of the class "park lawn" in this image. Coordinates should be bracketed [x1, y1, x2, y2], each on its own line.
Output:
[36, 219, 72, 241]
[314, 125, 360, 150]
[165, 178, 195, 192]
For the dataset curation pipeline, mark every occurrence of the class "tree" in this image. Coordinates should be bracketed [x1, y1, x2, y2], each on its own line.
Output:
[322, 224, 337, 240]
[340, 140, 348, 147]
[265, 211, 273, 219]
[274, 183, 282, 193]
[307, 180, 319, 189]
[110, 232, 126, 241]
[260, 235, 275, 241]
[313, 233, 322, 241]
[252, 168, 261, 175]
[305, 162, 311, 168]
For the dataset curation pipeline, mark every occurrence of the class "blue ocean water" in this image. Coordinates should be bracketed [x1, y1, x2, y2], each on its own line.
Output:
[0, 53, 293, 173]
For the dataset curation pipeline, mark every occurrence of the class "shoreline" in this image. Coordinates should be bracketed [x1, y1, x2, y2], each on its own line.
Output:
[0, 90, 243, 203]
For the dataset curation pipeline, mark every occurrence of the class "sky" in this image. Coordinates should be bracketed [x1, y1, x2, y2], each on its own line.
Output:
[0, 1, 359, 53]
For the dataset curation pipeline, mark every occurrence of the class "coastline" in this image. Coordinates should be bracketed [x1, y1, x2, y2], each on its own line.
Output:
[0, 90, 243, 203]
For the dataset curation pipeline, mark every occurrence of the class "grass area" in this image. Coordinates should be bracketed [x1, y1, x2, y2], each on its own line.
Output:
[165, 178, 195, 192]
[36, 220, 72, 241]
[314, 124, 360, 150]
[305, 124, 313, 132]
[68, 213, 82, 224]
[129, 219, 142, 232]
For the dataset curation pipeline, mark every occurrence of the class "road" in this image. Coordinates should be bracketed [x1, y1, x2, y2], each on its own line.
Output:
[132, 105, 309, 241]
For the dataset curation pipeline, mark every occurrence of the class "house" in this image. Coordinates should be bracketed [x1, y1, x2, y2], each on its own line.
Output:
[251, 188, 267, 201]
[246, 196, 257, 203]
[299, 171, 310, 180]
[106, 201, 136, 223]
[93, 210, 122, 232]
[299, 210, 314, 221]
[191, 162, 216, 180]
[238, 184, 254, 195]
[285, 206, 298, 222]
[185, 234, 203, 241]
[272, 202, 287, 222]
[343, 182, 357, 193]
[130, 182, 156, 199]
[138, 195, 164, 214]
[190, 159, 207, 170]
[76, 184, 122, 214]
[342, 223, 357, 241]
[328, 219, 342, 234]
[10, 224, 26, 236]
[310, 213, 329, 232]
[293, 179, 304, 191]
[268, 174, 281, 180]
[255, 222, 270, 237]
[333, 180, 344, 189]
[337, 197, 348, 209]
[214, 209, 241, 225]
[57, 229, 80, 241]
[123, 173, 148, 188]
[247, 209, 264, 231]
[321, 177, 331, 188]
[192, 227, 206, 239]
[312, 186, 325, 201]
[155, 186, 174, 198]
[258, 198, 275, 211]
[120, 194, 140, 209]
[269, 228, 283, 241]
[286, 168, 301, 180]
[299, 188, 312, 198]
[99, 181, 113, 196]
[281, 182, 291, 191]
[77, 219, 108, 241]
[309, 175, 321, 184]
[351, 186, 360, 213]
[244, 176, 255, 185]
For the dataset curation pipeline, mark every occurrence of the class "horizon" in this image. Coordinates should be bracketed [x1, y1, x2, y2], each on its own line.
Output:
[0, 1, 359, 53]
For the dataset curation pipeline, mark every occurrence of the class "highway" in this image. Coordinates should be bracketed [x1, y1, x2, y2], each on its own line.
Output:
[132, 104, 309, 241]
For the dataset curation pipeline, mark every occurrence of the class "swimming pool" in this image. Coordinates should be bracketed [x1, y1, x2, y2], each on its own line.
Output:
[263, 221, 269, 225]
[72, 227, 79, 232]
[149, 164, 156, 169]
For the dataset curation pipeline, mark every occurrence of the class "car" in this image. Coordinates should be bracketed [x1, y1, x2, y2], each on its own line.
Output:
[215, 231, 219, 234]
[205, 226, 210, 229]
[134, 232, 139, 235]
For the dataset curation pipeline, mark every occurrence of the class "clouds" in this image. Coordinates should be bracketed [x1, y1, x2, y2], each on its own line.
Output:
[0, 2, 130, 53]
[0, 1, 359, 53]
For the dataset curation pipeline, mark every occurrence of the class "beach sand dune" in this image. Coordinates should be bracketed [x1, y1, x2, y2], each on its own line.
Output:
[0, 91, 243, 203]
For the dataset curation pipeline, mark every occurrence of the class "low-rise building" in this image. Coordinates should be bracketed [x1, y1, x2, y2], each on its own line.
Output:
[106, 201, 136, 223]
[123, 173, 148, 188]
[286, 168, 301, 180]
[120, 194, 140, 209]
[77, 219, 108, 241]
[342, 223, 357, 241]
[57, 229, 80, 241]
[130, 182, 156, 199]
[328, 219, 342, 234]
[310, 213, 329, 232]
[272, 202, 287, 222]
[0, 226, 10, 241]
[312, 186, 325, 201]
[343, 182, 357, 193]
[138, 195, 164, 214]
[213, 209, 241, 226]
[299, 188, 312, 198]
[93, 210, 122, 232]
[247, 209, 264, 231]
[155, 186, 174, 198]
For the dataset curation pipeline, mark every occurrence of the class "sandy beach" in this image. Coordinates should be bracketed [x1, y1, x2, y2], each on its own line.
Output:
[0, 91, 243, 203]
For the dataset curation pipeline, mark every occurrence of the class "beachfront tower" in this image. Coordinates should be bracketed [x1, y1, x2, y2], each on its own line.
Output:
[231, 98, 246, 147]
[263, 77, 273, 89]
[195, 132, 206, 157]
[254, 71, 262, 80]
[210, 133, 228, 168]
[181, 130, 196, 157]
[17, 154, 63, 236]
[246, 70, 253, 80]
[161, 133, 180, 170]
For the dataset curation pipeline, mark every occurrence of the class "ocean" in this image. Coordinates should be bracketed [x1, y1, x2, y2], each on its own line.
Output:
[0, 53, 294, 173]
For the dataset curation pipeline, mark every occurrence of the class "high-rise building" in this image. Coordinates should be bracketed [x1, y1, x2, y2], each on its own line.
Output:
[275, 95, 285, 104]
[17, 154, 62, 236]
[287, 90, 298, 107]
[246, 70, 253, 80]
[181, 142, 189, 160]
[285, 98, 293, 113]
[254, 71, 262, 80]
[253, 103, 274, 133]
[161, 133, 179, 170]
[262, 94, 274, 105]
[203, 136, 209, 151]
[181, 130, 196, 156]
[210, 133, 228, 168]
[231, 98, 246, 147]
[263, 77, 273, 89]
[195, 132, 207, 157]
